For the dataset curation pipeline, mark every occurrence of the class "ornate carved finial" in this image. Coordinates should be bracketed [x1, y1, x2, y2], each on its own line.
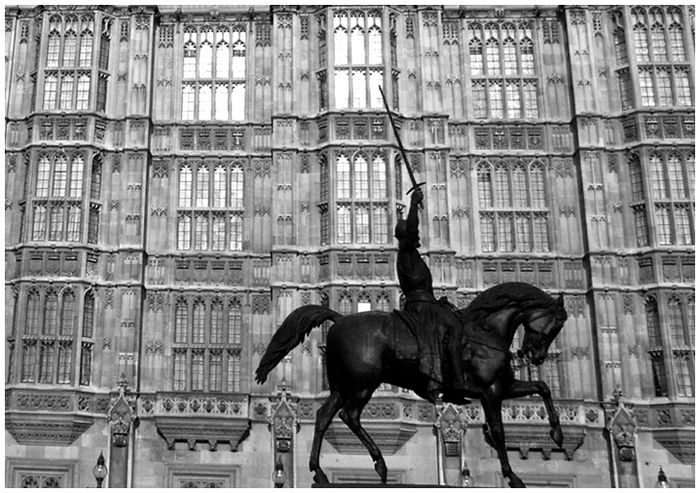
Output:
[117, 373, 129, 396]
[612, 384, 624, 405]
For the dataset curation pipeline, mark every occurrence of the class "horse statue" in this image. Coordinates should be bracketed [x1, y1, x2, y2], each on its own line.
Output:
[255, 282, 568, 488]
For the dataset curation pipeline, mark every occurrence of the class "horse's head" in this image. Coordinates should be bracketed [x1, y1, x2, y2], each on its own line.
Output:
[519, 294, 567, 365]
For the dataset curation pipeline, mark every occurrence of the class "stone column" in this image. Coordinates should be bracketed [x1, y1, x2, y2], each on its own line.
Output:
[435, 404, 466, 487]
[269, 392, 298, 487]
[108, 376, 137, 488]
[605, 390, 640, 488]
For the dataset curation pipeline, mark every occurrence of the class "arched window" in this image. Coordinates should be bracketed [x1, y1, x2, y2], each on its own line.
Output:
[199, 40, 213, 78]
[336, 155, 351, 199]
[334, 16, 348, 65]
[69, 155, 84, 198]
[633, 23, 650, 62]
[667, 297, 686, 345]
[530, 163, 546, 207]
[214, 83, 228, 120]
[650, 23, 667, 61]
[488, 81, 504, 118]
[175, 299, 188, 343]
[44, 74, 58, 110]
[75, 73, 90, 110]
[36, 156, 51, 197]
[198, 83, 212, 120]
[493, 165, 510, 207]
[228, 299, 242, 344]
[232, 38, 246, 79]
[477, 163, 492, 207]
[26, 290, 41, 335]
[629, 155, 644, 202]
[192, 300, 206, 344]
[649, 153, 667, 199]
[371, 155, 387, 199]
[512, 165, 527, 207]
[47, 33, 61, 68]
[668, 24, 685, 61]
[213, 166, 226, 207]
[338, 292, 353, 315]
[195, 166, 209, 207]
[90, 155, 102, 200]
[645, 297, 662, 346]
[688, 297, 695, 345]
[519, 38, 534, 74]
[44, 290, 59, 336]
[469, 39, 483, 76]
[32, 205, 47, 241]
[177, 214, 191, 250]
[82, 291, 94, 338]
[351, 24, 365, 64]
[485, 38, 499, 75]
[667, 154, 685, 199]
[614, 28, 628, 65]
[183, 40, 196, 78]
[63, 31, 78, 66]
[53, 155, 68, 197]
[354, 154, 369, 199]
[79, 29, 93, 68]
[372, 205, 388, 244]
[179, 165, 192, 206]
[368, 26, 382, 64]
[230, 165, 244, 209]
[337, 205, 352, 244]
[502, 38, 517, 75]
[60, 290, 75, 336]
[181, 83, 195, 120]
[60, 74, 74, 109]
[375, 292, 391, 312]
[210, 299, 223, 344]
[355, 205, 370, 243]
[215, 41, 229, 78]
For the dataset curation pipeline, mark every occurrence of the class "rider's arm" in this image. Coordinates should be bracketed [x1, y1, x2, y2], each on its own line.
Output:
[406, 189, 422, 236]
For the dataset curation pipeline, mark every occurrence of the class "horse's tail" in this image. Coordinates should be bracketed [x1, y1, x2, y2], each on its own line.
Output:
[255, 305, 343, 384]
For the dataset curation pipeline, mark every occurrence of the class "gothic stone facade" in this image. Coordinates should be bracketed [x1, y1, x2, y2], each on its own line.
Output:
[4, 5, 695, 488]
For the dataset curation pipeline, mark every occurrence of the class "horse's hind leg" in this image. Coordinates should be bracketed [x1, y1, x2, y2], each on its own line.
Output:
[504, 379, 563, 448]
[310, 391, 344, 484]
[339, 388, 388, 483]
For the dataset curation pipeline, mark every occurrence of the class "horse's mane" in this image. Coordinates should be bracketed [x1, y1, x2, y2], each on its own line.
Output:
[457, 282, 559, 327]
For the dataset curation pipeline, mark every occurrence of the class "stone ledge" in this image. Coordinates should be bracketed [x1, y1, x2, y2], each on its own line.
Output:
[155, 415, 251, 452]
[5, 411, 96, 446]
[324, 421, 417, 455]
[652, 428, 695, 465]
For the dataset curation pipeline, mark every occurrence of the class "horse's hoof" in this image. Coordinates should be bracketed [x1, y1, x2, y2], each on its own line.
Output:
[374, 461, 388, 483]
[313, 472, 329, 484]
[550, 427, 564, 448]
[508, 478, 526, 488]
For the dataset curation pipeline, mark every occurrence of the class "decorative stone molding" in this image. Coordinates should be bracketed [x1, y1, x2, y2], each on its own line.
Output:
[606, 403, 637, 462]
[152, 392, 251, 451]
[109, 376, 137, 447]
[324, 421, 417, 455]
[269, 393, 298, 453]
[5, 412, 95, 446]
[503, 424, 586, 460]
[652, 429, 695, 465]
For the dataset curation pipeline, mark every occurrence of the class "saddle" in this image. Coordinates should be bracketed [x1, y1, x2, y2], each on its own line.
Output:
[390, 309, 421, 361]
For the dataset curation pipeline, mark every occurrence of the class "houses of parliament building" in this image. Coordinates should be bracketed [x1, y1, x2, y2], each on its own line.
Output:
[4, 4, 695, 488]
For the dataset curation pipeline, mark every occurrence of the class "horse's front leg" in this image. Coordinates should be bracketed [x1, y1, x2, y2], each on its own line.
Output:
[504, 379, 562, 448]
[481, 390, 525, 488]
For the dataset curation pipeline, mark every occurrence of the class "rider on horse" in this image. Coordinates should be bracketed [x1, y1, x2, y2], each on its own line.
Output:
[395, 188, 469, 404]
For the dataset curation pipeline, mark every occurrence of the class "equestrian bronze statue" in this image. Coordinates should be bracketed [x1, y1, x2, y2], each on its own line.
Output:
[256, 283, 567, 487]
[255, 86, 568, 487]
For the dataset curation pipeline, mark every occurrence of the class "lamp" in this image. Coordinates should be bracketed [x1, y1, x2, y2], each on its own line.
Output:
[92, 451, 108, 488]
[460, 467, 475, 488]
[655, 466, 672, 488]
[273, 456, 286, 488]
